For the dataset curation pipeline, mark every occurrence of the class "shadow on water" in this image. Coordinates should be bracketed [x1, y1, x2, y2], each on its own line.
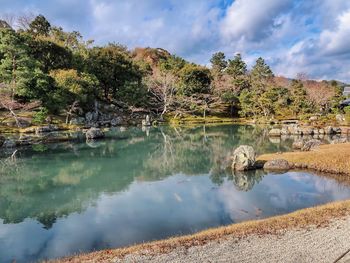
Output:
[0, 124, 350, 262]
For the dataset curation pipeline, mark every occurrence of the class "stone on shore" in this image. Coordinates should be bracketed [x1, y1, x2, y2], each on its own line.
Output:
[263, 159, 290, 171]
[269, 128, 281, 137]
[292, 139, 304, 150]
[231, 145, 256, 171]
[86, 128, 105, 140]
[301, 139, 322, 151]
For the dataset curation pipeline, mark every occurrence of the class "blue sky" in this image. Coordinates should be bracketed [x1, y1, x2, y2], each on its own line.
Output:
[1, 0, 350, 82]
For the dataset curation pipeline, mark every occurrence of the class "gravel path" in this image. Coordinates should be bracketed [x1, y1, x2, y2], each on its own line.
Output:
[115, 216, 350, 263]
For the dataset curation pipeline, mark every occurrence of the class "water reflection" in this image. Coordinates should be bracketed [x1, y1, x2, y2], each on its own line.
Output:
[0, 125, 349, 262]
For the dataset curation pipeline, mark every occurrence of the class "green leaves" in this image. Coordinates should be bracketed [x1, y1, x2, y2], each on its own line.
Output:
[178, 64, 212, 96]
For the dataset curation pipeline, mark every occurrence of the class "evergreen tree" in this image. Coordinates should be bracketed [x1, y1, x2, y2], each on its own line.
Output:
[226, 53, 248, 90]
[0, 28, 34, 98]
[251, 57, 274, 81]
[210, 52, 227, 76]
[29, 15, 51, 36]
[290, 80, 310, 116]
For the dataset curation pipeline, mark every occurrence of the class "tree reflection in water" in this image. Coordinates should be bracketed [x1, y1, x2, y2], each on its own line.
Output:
[0, 124, 293, 227]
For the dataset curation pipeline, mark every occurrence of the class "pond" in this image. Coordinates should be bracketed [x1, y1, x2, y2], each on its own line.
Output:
[1, 125, 350, 262]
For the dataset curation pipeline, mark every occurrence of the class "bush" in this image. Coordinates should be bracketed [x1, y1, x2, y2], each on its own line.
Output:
[32, 108, 49, 124]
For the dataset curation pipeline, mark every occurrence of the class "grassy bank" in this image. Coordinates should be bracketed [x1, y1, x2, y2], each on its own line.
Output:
[258, 143, 350, 175]
[53, 200, 350, 263]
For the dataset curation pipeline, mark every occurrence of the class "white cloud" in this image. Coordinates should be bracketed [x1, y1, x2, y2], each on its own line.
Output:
[220, 0, 292, 42]
[319, 10, 350, 56]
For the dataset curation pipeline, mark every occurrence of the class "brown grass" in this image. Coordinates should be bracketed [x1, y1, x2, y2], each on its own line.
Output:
[53, 200, 350, 263]
[258, 143, 350, 175]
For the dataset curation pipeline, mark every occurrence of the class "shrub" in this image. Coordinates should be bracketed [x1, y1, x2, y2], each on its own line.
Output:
[32, 107, 49, 124]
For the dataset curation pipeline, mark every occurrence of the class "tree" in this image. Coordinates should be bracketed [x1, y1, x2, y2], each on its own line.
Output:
[26, 37, 73, 72]
[28, 15, 51, 36]
[210, 52, 227, 76]
[226, 53, 248, 90]
[178, 64, 212, 96]
[146, 69, 177, 118]
[87, 44, 144, 104]
[290, 80, 310, 116]
[0, 28, 34, 100]
[251, 57, 274, 81]
[50, 69, 99, 122]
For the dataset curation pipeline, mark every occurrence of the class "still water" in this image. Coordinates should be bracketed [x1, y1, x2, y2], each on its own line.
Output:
[0, 125, 350, 262]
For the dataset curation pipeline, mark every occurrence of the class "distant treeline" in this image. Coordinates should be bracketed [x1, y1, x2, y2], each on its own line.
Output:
[0, 15, 347, 122]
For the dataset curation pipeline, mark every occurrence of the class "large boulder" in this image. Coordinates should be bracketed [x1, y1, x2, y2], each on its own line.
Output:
[269, 128, 281, 137]
[86, 128, 105, 140]
[231, 145, 256, 171]
[292, 139, 304, 150]
[301, 139, 322, 151]
[263, 159, 290, 171]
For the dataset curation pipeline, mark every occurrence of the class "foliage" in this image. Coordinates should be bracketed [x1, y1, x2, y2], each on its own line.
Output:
[32, 107, 49, 124]
[178, 64, 212, 96]
[290, 80, 311, 116]
[28, 15, 51, 36]
[49, 69, 99, 110]
[210, 52, 227, 76]
[0, 14, 344, 121]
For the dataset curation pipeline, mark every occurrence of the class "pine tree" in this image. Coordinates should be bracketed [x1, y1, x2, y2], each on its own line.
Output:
[210, 52, 227, 76]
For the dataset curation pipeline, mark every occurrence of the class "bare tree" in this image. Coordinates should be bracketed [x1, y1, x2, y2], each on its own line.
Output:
[16, 13, 35, 31]
[147, 69, 177, 119]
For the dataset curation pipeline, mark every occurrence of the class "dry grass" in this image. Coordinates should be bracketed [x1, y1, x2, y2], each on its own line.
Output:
[258, 143, 350, 175]
[53, 200, 350, 263]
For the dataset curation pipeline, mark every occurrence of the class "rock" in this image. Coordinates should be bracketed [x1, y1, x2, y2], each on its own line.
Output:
[288, 124, 302, 135]
[333, 127, 342, 134]
[86, 128, 105, 140]
[111, 117, 123, 126]
[36, 125, 59, 134]
[70, 117, 85, 125]
[301, 139, 322, 151]
[3, 139, 16, 148]
[263, 159, 290, 171]
[300, 127, 314, 135]
[309, 116, 318, 121]
[85, 111, 98, 123]
[231, 145, 256, 171]
[280, 126, 290, 135]
[313, 128, 319, 135]
[325, 126, 334, 135]
[269, 128, 281, 137]
[318, 128, 325, 134]
[336, 114, 345, 123]
[292, 139, 304, 150]
[340, 127, 350, 134]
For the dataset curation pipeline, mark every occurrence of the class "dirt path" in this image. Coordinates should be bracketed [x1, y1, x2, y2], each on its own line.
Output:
[113, 216, 350, 263]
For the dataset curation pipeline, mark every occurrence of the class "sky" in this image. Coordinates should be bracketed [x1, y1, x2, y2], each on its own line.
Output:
[1, 0, 350, 83]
